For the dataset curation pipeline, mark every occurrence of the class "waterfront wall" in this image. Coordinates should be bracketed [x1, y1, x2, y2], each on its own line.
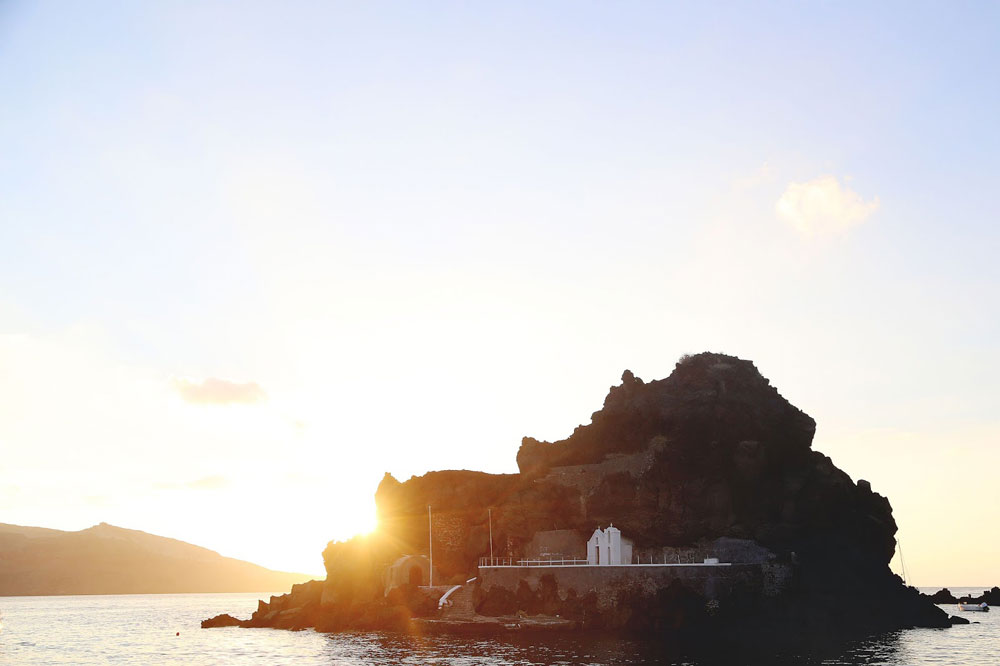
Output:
[478, 562, 791, 614]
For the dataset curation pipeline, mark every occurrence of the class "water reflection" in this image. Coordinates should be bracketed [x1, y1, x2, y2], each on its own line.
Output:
[2, 595, 993, 666]
[318, 629, 913, 666]
[338, 614, 1000, 666]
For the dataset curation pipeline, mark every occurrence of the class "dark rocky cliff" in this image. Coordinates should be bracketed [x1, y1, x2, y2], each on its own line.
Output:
[214, 353, 948, 640]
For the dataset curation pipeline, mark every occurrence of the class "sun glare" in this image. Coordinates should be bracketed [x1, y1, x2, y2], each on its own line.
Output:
[331, 504, 379, 543]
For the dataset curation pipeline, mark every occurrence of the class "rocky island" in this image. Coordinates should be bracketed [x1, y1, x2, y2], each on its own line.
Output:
[205, 353, 951, 643]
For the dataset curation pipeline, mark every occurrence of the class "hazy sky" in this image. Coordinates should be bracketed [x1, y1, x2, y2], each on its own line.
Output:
[1, 2, 997, 584]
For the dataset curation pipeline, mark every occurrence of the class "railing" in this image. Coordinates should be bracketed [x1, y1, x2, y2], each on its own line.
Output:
[478, 556, 733, 568]
[479, 557, 590, 567]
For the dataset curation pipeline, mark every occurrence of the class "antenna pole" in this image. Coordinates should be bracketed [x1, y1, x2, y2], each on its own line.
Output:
[428, 505, 433, 587]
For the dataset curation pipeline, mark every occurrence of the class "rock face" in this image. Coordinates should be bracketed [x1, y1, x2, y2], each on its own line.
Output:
[214, 353, 949, 641]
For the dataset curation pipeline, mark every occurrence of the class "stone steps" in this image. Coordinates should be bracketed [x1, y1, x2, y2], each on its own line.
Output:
[439, 585, 476, 619]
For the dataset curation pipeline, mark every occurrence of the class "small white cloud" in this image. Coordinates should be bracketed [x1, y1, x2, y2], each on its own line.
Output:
[172, 377, 266, 405]
[776, 176, 879, 236]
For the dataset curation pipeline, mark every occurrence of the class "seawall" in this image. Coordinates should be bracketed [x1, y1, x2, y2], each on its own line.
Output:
[478, 562, 792, 613]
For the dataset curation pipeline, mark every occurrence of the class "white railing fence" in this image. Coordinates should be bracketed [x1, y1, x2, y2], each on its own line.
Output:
[477, 555, 731, 568]
[478, 557, 590, 568]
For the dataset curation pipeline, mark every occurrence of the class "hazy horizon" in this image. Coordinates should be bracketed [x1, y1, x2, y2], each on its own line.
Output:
[1, 2, 997, 585]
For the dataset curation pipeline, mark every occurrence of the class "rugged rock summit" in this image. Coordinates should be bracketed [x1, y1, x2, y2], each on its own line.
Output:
[213, 353, 948, 640]
[517, 353, 877, 558]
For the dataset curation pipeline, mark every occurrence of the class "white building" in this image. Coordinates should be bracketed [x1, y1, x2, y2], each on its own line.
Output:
[586, 525, 633, 565]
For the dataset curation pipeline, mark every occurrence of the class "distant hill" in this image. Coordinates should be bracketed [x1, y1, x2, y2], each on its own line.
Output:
[0, 522, 313, 596]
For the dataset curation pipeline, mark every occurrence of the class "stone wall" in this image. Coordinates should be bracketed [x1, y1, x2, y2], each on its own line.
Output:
[524, 529, 586, 560]
[538, 439, 668, 521]
[633, 537, 777, 566]
[477, 561, 789, 613]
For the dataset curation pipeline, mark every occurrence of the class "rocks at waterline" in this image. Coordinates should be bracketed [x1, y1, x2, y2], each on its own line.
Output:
[201, 614, 242, 628]
[923, 586, 1000, 606]
[205, 352, 951, 640]
[966, 586, 1000, 604]
[925, 588, 959, 603]
[240, 579, 326, 630]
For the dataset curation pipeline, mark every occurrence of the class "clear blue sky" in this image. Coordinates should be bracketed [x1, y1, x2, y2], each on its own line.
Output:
[1, 1, 997, 583]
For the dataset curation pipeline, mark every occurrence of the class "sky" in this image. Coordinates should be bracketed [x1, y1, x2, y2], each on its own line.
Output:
[0, 1, 997, 584]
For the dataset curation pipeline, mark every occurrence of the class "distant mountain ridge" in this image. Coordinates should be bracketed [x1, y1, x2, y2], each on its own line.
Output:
[0, 522, 312, 596]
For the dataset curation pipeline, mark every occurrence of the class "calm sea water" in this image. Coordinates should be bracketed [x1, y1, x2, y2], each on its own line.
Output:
[1, 591, 997, 665]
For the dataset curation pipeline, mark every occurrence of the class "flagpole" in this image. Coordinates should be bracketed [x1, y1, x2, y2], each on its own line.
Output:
[488, 508, 493, 563]
[428, 505, 433, 587]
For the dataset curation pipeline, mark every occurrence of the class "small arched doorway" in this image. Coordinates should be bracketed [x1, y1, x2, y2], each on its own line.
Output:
[408, 565, 423, 587]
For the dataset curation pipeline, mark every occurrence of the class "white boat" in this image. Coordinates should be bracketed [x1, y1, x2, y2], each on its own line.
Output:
[958, 602, 990, 612]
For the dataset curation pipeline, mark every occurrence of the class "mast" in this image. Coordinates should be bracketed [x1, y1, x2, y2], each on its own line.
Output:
[896, 538, 908, 585]
[428, 505, 433, 586]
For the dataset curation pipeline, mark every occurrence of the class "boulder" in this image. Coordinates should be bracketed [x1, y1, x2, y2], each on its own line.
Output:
[200, 614, 242, 628]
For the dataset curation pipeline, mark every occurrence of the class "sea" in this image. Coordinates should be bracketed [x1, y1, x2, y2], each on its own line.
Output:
[0, 589, 996, 665]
